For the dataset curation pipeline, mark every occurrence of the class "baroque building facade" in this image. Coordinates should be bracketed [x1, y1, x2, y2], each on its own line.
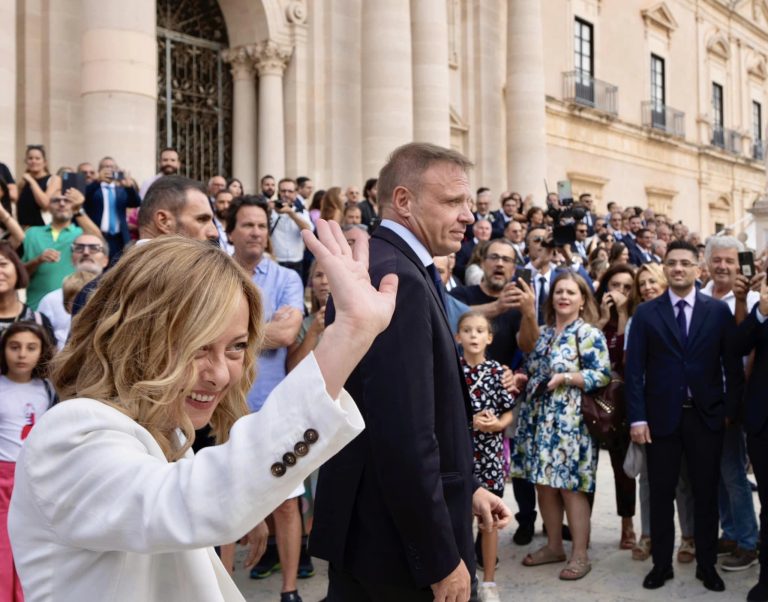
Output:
[4, 0, 768, 236]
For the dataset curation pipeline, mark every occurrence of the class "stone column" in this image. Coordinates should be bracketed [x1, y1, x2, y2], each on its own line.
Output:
[223, 46, 257, 192]
[254, 41, 292, 181]
[506, 0, 547, 200]
[0, 0, 16, 169]
[80, 0, 156, 181]
[411, 0, 450, 146]
[361, 1, 413, 178]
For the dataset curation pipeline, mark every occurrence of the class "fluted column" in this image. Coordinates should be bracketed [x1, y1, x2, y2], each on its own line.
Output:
[362, 1, 413, 177]
[254, 41, 292, 180]
[411, 0, 450, 146]
[80, 0, 156, 181]
[506, 0, 547, 199]
[222, 46, 257, 192]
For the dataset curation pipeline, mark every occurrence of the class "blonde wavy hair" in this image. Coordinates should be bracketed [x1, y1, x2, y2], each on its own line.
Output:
[53, 237, 264, 461]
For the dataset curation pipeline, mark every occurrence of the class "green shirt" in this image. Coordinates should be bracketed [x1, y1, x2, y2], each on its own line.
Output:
[22, 223, 82, 310]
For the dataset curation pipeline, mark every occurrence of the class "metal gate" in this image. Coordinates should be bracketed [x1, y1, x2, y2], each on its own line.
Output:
[157, 0, 232, 182]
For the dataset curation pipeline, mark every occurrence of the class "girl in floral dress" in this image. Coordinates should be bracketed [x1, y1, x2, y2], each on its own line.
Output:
[456, 312, 515, 602]
[510, 272, 611, 581]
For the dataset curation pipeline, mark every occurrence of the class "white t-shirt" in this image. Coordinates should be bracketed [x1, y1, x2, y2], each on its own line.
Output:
[0, 376, 52, 462]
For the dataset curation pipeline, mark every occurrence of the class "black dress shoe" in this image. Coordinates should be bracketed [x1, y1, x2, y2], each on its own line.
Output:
[696, 566, 725, 592]
[643, 565, 674, 589]
[513, 523, 534, 546]
[748, 581, 768, 601]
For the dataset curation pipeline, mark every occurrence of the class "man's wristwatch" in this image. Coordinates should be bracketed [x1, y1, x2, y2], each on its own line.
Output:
[73, 210, 83, 218]
[563, 373, 573, 386]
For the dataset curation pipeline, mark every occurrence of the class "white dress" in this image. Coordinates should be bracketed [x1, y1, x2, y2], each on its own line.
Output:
[8, 353, 364, 601]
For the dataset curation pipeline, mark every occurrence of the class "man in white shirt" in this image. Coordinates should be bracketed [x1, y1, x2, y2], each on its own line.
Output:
[700, 236, 760, 571]
[37, 233, 108, 348]
[269, 179, 313, 282]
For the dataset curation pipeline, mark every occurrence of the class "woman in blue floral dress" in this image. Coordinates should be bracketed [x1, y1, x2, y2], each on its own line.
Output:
[510, 271, 611, 581]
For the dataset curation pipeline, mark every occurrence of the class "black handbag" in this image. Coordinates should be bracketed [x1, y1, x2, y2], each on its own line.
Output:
[575, 327, 626, 447]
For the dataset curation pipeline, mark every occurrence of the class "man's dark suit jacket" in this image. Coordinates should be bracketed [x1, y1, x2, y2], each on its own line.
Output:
[84, 181, 141, 246]
[732, 305, 768, 435]
[310, 226, 477, 588]
[625, 291, 744, 437]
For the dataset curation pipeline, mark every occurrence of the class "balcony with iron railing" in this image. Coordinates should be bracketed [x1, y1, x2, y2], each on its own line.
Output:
[641, 102, 685, 138]
[562, 71, 618, 117]
[711, 126, 742, 154]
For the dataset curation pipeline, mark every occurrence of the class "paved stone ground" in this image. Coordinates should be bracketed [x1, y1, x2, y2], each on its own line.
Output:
[233, 449, 761, 601]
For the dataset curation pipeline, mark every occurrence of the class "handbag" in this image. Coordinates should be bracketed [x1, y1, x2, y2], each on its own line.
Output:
[575, 327, 626, 447]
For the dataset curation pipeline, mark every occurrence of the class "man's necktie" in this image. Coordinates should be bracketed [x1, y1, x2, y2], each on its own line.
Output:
[427, 263, 446, 309]
[537, 275, 547, 326]
[107, 186, 119, 235]
[675, 299, 688, 347]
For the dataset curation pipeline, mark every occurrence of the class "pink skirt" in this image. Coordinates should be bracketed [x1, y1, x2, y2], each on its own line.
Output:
[0, 462, 23, 601]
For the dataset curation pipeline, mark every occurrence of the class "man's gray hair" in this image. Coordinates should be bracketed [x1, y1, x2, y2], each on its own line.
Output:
[704, 235, 744, 262]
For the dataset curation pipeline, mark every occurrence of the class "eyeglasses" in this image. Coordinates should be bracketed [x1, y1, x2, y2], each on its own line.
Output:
[485, 253, 515, 264]
[50, 197, 70, 205]
[71, 243, 104, 254]
[530, 236, 545, 244]
[278, 189, 295, 194]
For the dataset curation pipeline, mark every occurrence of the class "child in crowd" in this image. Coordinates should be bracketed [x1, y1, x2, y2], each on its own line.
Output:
[0, 322, 56, 600]
[456, 311, 515, 602]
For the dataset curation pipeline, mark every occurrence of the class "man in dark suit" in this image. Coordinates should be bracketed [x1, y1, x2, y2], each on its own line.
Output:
[732, 277, 768, 602]
[83, 156, 140, 263]
[310, 143, 512, 602]
[626, 239, 744, 592]
[629, 228, 658, 266]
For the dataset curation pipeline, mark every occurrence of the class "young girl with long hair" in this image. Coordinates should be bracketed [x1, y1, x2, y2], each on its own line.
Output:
[0, 322, 57, 600]
[456, 311, 515, 602]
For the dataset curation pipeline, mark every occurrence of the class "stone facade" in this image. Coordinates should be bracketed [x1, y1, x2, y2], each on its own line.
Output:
[4, 0, 768, 235]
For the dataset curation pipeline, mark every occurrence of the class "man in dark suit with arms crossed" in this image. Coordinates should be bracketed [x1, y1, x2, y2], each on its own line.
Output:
[310, 143, 513, 602]
[626, 239, 744, 592]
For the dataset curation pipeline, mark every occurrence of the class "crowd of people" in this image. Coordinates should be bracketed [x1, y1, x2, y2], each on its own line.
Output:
[0, 141, 766, 602]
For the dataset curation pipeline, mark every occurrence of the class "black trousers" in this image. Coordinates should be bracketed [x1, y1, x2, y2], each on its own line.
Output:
[512, 477, 537, 526]
[327, 563, 478, 602]
[747, 428, 768, 580]
[646, 408, 723, 569]
[607, 435, 637, 517]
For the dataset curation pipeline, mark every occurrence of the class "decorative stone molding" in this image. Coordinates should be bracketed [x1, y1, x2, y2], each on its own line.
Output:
[252, 40, 293, 76]
[706, 30, 731, 61]
[641, 2, 679, 40]
[221, 45, 256, 80]
[754, 0, 768, 26]
[747, 51, 768, 80]
[285, 1, 307, 25]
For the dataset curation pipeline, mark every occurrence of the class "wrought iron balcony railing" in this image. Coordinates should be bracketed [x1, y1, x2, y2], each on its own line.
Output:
[562, 71, 618, 117]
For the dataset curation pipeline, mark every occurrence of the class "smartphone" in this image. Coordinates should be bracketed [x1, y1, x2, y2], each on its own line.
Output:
[61, 172, 86, 195]
[739, 251, 756, 278]
[515, 268, 532, 289]
[112, 170, 125, 182]
[557, 180, 573, 206]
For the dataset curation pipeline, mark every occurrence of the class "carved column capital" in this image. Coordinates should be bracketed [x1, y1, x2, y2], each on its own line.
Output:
[252, 40, 292, 77]
[221, 45, 257, 80]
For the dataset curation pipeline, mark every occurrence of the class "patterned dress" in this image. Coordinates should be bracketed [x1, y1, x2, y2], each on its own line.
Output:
[460, 358, 515, 496]
[510, 319, 611, 493]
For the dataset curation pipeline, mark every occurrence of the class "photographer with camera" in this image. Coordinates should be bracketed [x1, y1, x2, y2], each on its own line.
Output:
[83, 156, 140, 264]
[269, 178, 313, 282]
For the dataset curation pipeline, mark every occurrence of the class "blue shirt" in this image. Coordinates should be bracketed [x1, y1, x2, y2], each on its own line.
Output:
[247, 257, 304, 411]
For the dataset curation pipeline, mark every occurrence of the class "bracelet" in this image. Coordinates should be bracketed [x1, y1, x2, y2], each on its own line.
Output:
[563, 373, 573, 386]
